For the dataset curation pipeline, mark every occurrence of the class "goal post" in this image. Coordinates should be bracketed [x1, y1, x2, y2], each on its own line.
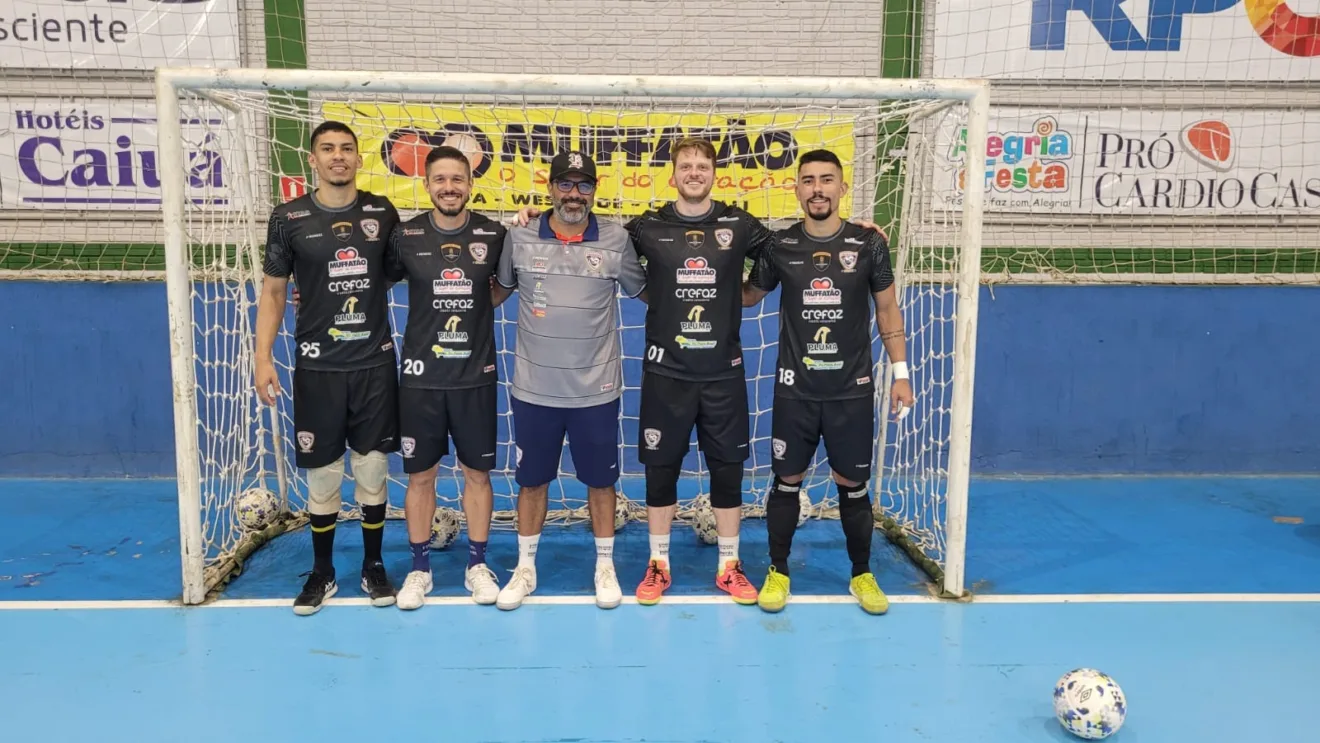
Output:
[155, 69, 989, 606]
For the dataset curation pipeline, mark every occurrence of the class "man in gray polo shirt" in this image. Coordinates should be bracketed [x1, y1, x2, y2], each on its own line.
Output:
[492, 150, 647, 611]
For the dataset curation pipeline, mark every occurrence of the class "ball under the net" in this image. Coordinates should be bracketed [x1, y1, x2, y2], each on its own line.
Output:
[235, 487, 278, 531]
[430, 507, 462, 550]
[1053, 668, 1127, 740]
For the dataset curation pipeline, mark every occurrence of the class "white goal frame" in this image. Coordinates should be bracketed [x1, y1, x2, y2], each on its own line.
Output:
[155, 69, 989, 606]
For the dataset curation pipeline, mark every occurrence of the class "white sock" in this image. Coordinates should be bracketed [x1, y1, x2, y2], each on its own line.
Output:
[517, 534, 539, 570]
[717, 535, 739, 571]
[595, 536, 615, 568]
[649, 533, 671, 564]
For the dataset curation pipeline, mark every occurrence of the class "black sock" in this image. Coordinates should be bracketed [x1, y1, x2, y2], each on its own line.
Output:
[767, 477, 801, 576]
[361, 503, 386, 565]
[838, 482, 873, 577]
[309, 512, 337, 578]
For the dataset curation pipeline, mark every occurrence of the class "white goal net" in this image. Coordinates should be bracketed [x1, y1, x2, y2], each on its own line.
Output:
[156, 71, 987, 604]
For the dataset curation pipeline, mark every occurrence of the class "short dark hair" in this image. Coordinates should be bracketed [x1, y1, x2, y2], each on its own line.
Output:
[798, 148, 843, 172]
[310, 121, 358, 149]
[671, 137, 717, 164]
[425, 145, 471, 176]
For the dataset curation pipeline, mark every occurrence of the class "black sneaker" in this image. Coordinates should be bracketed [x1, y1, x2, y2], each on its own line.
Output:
[361, 561, 396, 607]
[293, 570, 337, 616]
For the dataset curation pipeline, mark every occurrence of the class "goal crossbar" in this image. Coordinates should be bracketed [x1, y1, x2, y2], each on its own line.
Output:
[155, 68, 989, 605]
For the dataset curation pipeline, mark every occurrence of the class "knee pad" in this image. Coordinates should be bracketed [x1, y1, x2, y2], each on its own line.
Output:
[306, 457, 345, 516]
[350, 450, 389, 507]
[837, 481, 871, 514]
[770, 476, 802, 504]
[707, 460, 745, 510]
[645, 464, 681, 508]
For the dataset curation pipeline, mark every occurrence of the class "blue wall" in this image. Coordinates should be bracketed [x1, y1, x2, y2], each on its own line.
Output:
[1, 281, 1316, 477]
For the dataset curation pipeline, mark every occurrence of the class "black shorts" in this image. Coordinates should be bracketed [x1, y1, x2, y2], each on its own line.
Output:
[399, 384, 498, 474]
[638, 373, 749, 466]
[292, 364, 399, 469]
[771, 395, 875, 481]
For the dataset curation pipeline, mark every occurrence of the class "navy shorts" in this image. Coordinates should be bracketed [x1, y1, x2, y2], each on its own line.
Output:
[512, 397, 620, 488]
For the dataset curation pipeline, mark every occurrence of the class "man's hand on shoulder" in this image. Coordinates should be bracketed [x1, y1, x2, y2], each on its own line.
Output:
[511, 206, 541, 227]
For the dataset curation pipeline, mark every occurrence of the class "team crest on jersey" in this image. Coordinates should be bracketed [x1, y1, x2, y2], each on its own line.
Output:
[643, 428, 662, 450]
[685, 230, 705, 249]
[469, 243, 488, 263]
[441, 243, 462, 262]
[401, 437, 416, 458]
[585, 250, 603, 275]
[676, 256, 716, 284]
[361, 219, 380, 241]
[802, 277, 842, 305]
[332, 221, 353, 242]
[714, 228, 733, 249]
[812, 251, 831, 271]
[297, 431, 315, 453]
[839, 251, 858, 272]
[772, 438, 786, 459]
[328, 247, 368, 277]
[433, 267, 473, 295]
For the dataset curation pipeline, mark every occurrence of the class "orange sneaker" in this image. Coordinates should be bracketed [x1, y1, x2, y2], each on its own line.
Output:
[635, 559, 672, 605]
[716, 560, 759, 604]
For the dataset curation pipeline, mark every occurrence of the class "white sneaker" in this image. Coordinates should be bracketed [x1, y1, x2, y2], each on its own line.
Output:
[396, 570, 432, 611]
[465, 563, 500, 605]
[594, 564, 622, 609]
[496, 565, 536, 611]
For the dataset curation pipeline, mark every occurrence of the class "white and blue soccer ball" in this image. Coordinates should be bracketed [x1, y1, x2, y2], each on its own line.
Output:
[430, 507, 462, 549]
[1054, 668, 1127, 740]
[236, 487, 279, 531]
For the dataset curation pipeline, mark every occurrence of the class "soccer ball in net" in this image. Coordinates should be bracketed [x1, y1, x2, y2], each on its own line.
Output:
[430, 507, 462, 550]
[1053, 668, 1127, 739]
[235, 488, 279, 531]
[615, 495, 634, 531]
[691, 494, 718, 545]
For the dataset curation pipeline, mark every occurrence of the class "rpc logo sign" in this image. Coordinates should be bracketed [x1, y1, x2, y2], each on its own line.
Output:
[933, 0, 1320, 80]
[1031, 0, 1319, 56]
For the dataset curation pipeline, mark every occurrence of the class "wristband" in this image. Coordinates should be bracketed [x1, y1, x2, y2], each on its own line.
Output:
[892, 361, 909, 381]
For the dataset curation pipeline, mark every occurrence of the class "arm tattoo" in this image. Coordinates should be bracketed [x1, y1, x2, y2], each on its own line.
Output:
[880, 330, 905, 341]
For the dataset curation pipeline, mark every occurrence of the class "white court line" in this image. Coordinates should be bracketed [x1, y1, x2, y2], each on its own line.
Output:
[2, 593, 1320, 611]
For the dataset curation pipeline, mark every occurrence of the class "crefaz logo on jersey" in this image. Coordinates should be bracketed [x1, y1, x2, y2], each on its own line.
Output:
[328, 247, 368, 277]
[329, 278, 371, 294]
[802, 277, 841, 305]
[676, 257, 716, 284]
[675, 287, 718, 301]
[433, 268, 473, 295]
[432, 297, 474, 311]
[801, 307, 843, 323]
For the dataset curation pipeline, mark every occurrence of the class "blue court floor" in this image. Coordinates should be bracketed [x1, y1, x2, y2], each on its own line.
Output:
[1, 476, 1318, 742]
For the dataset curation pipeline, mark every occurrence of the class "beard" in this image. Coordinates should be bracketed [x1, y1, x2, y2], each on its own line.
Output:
[555, 198, 590, 224]
[805, 199, 834, 221]
[433, 194, 466, 216]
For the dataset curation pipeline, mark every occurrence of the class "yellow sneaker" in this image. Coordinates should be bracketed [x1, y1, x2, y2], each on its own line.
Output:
[849, 573, 889, 615]
[757, 566, 791, 613]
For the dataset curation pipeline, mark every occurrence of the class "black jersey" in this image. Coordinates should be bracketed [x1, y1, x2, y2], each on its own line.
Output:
[750, 222, 894, 401]
[263, 191, 400, 372]
[385, 211, 506, 390]
[626, 201, 773, 381]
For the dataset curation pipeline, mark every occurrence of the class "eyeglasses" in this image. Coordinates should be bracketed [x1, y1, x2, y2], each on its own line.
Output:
[554, 179, 596, 194]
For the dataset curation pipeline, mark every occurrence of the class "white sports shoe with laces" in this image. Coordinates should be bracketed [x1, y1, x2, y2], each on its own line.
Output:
[465, 563, 500, 605]
[594, 564, 622, 609]
[396, 570, 432, 611]
[496, 565, 536, 610]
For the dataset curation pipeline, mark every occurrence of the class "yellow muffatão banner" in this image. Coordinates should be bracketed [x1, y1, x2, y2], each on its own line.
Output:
[320, 103, 856, 219]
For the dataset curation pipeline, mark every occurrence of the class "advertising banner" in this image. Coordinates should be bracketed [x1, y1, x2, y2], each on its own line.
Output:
[0, 0, 239, 70]
[0, 99, 238, 210]
[321, 103, 859, 219]
[932, 0, 1320, 81]
[932, 108, 1320, 215]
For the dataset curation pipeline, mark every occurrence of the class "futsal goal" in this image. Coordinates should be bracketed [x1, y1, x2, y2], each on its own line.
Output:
[154, 69, 989, 605]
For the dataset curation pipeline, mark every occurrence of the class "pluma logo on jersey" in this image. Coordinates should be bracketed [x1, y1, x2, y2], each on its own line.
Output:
[1031, 0, 1320, 57]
